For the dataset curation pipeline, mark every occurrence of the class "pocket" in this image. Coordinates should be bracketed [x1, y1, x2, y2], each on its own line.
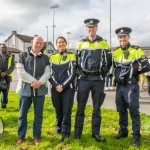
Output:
[37, 84, 48, 96]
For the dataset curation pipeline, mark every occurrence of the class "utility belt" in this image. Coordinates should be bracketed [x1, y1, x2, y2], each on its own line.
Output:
[116, 77, 138, 86]
[82, 69, 101, 75]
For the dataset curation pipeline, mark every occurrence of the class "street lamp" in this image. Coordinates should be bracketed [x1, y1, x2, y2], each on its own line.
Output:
[110, 0, 112, 48]
[51, 4, 59, 46]
[45, 26, 49, 53]
[67, 32, 71, 50]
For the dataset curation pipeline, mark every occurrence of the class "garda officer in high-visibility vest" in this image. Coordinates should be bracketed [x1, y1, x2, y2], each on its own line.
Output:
[113, 27, 150, 147]
[49, 36, 76, 143]
[0, 44, 15, 108]
[74, 18, 112, 142]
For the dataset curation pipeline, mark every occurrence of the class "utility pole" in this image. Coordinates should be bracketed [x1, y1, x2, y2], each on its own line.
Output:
[67, 32, 71, 50]
[110, 0, 112, 48]
[45, 26, 49, 54]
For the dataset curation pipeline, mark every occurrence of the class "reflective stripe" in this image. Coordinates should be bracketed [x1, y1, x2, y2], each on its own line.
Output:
[8, 55, 13, 77]
[77, 40, 110, 49]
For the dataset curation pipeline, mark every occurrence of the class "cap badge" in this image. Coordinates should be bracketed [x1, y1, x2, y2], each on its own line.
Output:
[90, 20, 93, 23]
[120, 29, 124, 32]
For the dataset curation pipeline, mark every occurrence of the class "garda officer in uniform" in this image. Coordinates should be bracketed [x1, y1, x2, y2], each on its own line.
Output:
[74, 18, 112, 142]
[0, 44, 15, 108]
[49, 36, 76, 142]
[113, 27, 150, 147]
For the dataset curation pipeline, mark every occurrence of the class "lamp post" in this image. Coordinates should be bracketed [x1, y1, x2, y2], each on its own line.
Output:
[51, 4, 59, 46]
[67, 32, 71, 50]
[45, 26, 49, 53]
[110, 0, 112, 48]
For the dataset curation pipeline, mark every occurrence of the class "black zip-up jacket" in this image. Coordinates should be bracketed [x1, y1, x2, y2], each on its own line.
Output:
[49, 51, 76, 89]
[0, 53, 15, 82]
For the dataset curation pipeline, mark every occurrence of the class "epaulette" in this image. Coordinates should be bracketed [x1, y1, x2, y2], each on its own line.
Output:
[49, 51, 58, 56]
[131, 45, 139, 50]
[67, 51, 75, 54]
[113, 46, 120, 51]
[79, 39, 87, 42]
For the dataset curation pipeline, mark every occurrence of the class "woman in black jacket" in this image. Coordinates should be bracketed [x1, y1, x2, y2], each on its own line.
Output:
[49, 36, 76, 142]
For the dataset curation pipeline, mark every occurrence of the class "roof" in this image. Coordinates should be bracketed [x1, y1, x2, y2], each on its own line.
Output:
[16, 34, 34, 42]
[0, 47, 21, 53]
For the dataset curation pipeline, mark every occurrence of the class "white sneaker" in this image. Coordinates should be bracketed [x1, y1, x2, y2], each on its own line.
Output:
[105, 87, 109, 91]
[109, 86, 114, 90]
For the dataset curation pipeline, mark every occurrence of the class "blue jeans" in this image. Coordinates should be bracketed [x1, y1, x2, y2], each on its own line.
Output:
[18, 95, 45, 139]
[105, 74, 113, 87]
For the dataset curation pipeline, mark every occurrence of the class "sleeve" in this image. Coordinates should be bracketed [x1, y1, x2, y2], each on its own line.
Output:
[61, 59, 76, 89]
[6, 54, 15, 75]
[102, 49, 112, 76]
[49, 61, 59, 88]
[17, 53, 36, 83]
[39, 57, 50, 85]
[136, 48, 150, 74]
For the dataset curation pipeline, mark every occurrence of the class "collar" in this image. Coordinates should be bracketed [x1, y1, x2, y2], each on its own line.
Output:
[30, 49, 42, 56]
[121, 43, 130, 51]
[82, 35, 102, 42]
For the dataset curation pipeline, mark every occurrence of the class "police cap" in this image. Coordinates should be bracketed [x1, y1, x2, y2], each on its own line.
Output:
[84, 18, 100, 27]
[115, 27, 132, 36]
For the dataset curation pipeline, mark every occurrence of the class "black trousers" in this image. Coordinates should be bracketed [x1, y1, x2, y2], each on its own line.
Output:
[116, 83, 140, 139]
[51, 87, 75, 135]
[75, 79, 105, 136]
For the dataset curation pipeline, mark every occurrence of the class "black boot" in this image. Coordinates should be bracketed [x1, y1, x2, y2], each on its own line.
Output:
[132, 137, 140, 147]
[59, 134, 69, 143]
[113, 133, 128, 139]
[74, 134, 81, 140]
[92, 134, 106, 142]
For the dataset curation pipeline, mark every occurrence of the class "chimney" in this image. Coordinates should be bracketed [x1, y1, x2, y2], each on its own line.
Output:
[12, 31, 17, 35]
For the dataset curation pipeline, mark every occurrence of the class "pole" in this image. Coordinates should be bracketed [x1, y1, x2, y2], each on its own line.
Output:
[51, 4, 59, 47]
[110, 0, 112, 48]
[46, 26, 48, 53]
[67, 32, 71, 50]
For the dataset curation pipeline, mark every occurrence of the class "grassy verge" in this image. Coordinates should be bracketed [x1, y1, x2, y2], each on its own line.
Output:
[0, 92, 150, 150]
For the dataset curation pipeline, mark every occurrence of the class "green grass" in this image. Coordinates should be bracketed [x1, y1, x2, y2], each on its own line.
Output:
[0, 91, 150, 150]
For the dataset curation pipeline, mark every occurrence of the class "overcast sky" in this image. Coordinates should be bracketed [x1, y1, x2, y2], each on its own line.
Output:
[0, 0, 150, 48]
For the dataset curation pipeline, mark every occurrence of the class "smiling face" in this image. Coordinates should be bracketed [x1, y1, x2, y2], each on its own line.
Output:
[86, 26, 98, 37]
[56, 37, 67, 52]
[118, 35, 130, 48]
[31, 36, 44, 54]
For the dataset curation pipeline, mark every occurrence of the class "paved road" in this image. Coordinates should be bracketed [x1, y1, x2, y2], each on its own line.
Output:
[10, 69, 150, 115]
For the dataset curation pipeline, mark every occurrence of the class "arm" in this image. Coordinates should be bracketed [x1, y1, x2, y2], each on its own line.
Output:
[61, 60, 76, 89]
[17, 53, 36, 83]
[17, 63, 36, 83]
[49, 62, 59, 88]
[6, 54, 15, 75]
[39, 65, 50, 85]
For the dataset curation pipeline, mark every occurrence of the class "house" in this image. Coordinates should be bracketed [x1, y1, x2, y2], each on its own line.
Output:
[2, 31, 55, 61]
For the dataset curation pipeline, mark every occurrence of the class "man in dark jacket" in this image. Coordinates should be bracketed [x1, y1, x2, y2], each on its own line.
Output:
[113, 27, 150, 147]
[16, 36, 50, 146]
[74, 18, 112, 142]
[0, 44, 15, 108]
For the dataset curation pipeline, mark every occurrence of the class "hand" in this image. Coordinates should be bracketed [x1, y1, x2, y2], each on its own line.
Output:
[56, 84, 63, 92]
[31, 81, 41, 89]
[1, 72, 7, 77]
